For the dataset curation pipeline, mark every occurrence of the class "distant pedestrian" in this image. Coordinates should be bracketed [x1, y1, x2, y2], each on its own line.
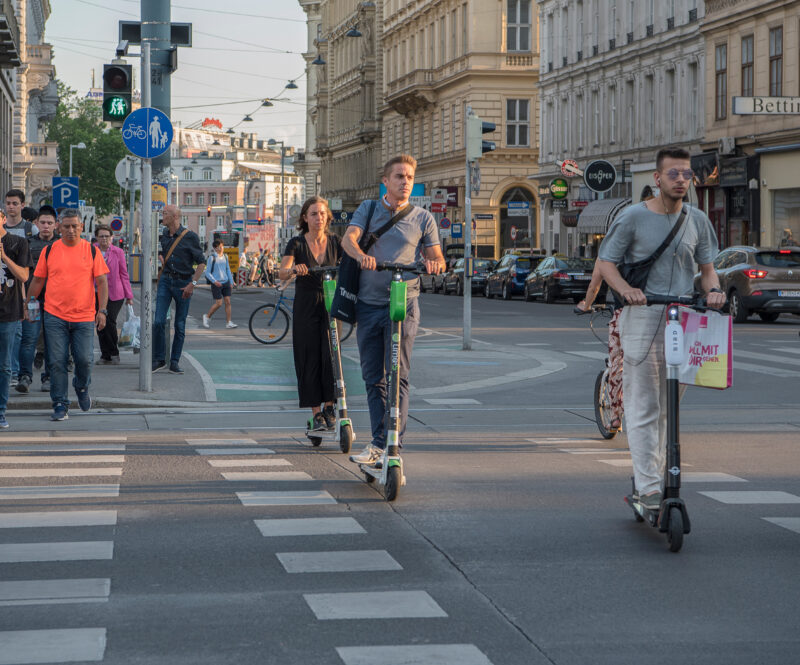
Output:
[27, 208, 109, 421]
[0, 208, 32, 429]
[94, 224, 133, 365]
[152, 205, 206, 374]
[31, 206, 58, 392]
[3, 189, 35, 240]
[202, 239, 237, 329]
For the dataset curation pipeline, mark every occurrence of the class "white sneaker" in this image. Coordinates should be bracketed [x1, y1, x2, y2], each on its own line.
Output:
[202, 314, 210, 328]
[349, 444, 383, 465]
[225, 321, 238, 329]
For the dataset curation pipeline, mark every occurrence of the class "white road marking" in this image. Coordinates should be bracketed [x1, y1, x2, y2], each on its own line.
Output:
[304, 591, 447, 620]
[0, 444, 125, 452]
[254, 517, 365, 537]
[681, 472, 747, 483]
[0, 541, 114, 563]
[770, 347, 800, 355]
[221, 471, 313, 481]
[237, 490, 337, 506]
[515, 342, 551, 346]
[207, 459, 291, 467]
[195, 448, 275, 456]
[734, 361, 800, 378]
[185, 438, 259, 446]
[560, 448, 630, 454]
[0, 455, 125, 464]
[0, 485, 120, 500]
[0, 468, 123, 478]
[0, 628, 106, 664]
[423, 398, 481, 405]
[527, 438, 602, 444]
[277, 549, 402, 573]
[336, 644, 494, 665]
[182, 352, 217, 402]
[0, 579, 110, 606]
[566, 350, 609, 361]
[214, 383, 299, 392]
[0, 511, 117, 529]
[698, 491, 800, 504]
[0, 436, 126, 443]
[762, 517, 800, 534]
[598, 459, 633, 467]
[736, 349, 800, 366]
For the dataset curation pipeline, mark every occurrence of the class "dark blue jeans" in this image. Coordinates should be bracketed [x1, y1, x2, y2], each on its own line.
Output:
[10, 321, 21, 377]
[153, 274, 192, 365]
[0, 321, 17, 415]
[43, 312, 94, 409]
[356, 298, 419, 450]
[17, 318, 41, 380]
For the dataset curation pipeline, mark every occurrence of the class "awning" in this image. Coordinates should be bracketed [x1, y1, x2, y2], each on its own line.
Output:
[576, 198, 630, 234]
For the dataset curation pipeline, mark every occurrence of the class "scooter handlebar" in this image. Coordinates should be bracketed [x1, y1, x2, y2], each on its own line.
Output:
[308, 266, 339, 275]
[645, 294, 708, 309]
[374, 262, 423, 275]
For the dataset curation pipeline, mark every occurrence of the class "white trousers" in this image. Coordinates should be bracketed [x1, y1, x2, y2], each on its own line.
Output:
[619, 306, 685, 495]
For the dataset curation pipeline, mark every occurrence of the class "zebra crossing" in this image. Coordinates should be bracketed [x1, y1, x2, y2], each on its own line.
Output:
[191, 436, 498, 665]
[532, 436, 800, 536]
[0, 436, 126, 664]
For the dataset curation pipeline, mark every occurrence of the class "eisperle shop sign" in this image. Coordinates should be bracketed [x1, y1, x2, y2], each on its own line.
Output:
[583, 160, 617, 193]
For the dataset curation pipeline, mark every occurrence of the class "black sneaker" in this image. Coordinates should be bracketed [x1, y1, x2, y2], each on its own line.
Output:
[76, 388, 92, 412]
[33, 352, 44, 369]
[311, 413, 327, 432]
[322, 404, 336, 429]
[152, 360, 166, 372]
[15, 375, 31, 393]
[169, 363, 184, 375]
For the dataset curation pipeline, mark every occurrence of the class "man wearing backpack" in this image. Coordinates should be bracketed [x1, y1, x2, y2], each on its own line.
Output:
[202, 239, 237, 329]
[3, 189, 36, 240]
[27, 209, 109, 421]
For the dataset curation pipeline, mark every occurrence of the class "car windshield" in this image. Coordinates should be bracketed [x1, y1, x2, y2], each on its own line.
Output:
[555, 258, 594, 271]
[756, 251, 800, 268]
[515, 258, 532, 269]
[475, 259, 494, 270]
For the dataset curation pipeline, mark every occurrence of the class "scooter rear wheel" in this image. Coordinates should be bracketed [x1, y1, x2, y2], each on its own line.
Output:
[385, 465, 401, 502]
[339, 424, 353, 454]
[667, 506, 684, 552]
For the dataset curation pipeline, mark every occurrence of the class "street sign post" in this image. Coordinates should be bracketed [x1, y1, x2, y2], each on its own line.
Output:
[115, 157, 141, 190]
[510, 225, 518, 240]
[439, 217, 451, 230]
[52, 177, 79, 209]
[122, 106, 173, 160]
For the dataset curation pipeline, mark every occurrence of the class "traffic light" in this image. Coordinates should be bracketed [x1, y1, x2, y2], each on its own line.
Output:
[102, 63, 133, 123]
[466, 114, 497, 161]
[207, 206, 211, 217]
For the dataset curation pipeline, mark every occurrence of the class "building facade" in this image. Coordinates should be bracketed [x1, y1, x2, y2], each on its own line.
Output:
[700, 0, 800, 249]
[536, 0, 705, 257]
[11, 0, 58, 206]
[295, 0, 323, 198]
[0, 0, 21, 194]
[382, 0, 541, 257]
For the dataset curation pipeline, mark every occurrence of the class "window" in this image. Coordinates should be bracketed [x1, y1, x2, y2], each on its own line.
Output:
[428, 24, 435, 68]
[741, 35, 753, 97]
[577, 1, 583, 56]
[439, 17, 446, 65]
[451, 104, 457, 151]
[216, 215, 225, 229]
[645, 75, 654, 138]
[688, 62, 698, 136]
[197, 193, 204, 205]
[546, 100, 554, 154]
[462, 4, 468, 56]
[561, 7, 568, 65]
[184, 193, 192, 206]
[627, 0, 634, 39]
[769, 27, 783, 96]
[561, 99, 569, 151]
[507, 0, 531, 52]
[591, 90, 599, 145]
[609, 1, 616, 48]
[626, 79, 635, 144]
[450, 9, 457, 60]
[209, 193, 217, 205]
[440, 108, 445, 153]
[715, 44, 727, 120]
[183, 169, 193, 181]
[506, 99, 530, 147]
[577, 94, 584, 147]
[666, 70, 675, 141]
[609, 85, 617, 144]
[222, 193, 230, 205]
[181, 215, 188, 225]
[203, 169, 212, 181]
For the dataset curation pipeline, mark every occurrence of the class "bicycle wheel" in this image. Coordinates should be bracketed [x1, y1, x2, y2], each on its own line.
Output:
[340, 321, 355, 343]
[249, 304, 290, 344]
[594, 369, 618, 440]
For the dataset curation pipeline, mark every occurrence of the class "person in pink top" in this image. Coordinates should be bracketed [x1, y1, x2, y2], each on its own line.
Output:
[94, 224, 133, 364]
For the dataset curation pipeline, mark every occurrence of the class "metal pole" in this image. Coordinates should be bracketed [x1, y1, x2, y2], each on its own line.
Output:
[69, 147, 73, 177]
[127, 158, 136, 251]
[463, 172, 472, 351]
[139, 41, 152, 392]
[280, 145, 285, 227]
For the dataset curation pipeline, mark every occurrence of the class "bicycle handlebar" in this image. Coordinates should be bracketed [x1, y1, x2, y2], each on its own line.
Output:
[573, 303, 613, 316]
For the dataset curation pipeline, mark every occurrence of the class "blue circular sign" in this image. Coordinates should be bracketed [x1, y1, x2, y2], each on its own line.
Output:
[122, 107, 173, 159]
[110, 217, 123, 231]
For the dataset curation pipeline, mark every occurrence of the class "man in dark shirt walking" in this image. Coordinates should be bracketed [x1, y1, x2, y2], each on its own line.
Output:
[152, 205, 206, 374]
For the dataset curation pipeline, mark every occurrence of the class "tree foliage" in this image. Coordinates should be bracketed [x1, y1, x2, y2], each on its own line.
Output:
[45, 81, 127, 216]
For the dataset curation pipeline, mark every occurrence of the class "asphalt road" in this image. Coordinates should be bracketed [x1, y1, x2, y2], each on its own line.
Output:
[1, 288, 798, 664]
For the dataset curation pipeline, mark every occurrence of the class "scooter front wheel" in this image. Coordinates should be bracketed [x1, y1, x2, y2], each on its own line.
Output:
[667, 506, 684, 552]
[309, 436, 322, 447]
[339, 424, 353, 454]
[385, 465, 401, 502]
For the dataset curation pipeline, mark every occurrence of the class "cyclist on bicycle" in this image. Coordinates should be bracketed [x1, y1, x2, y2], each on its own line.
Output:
[596, 147, 725, 511]
[279, 196, 342, 432]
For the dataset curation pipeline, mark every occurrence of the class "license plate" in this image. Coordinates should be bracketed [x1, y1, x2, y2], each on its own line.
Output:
[572, 275, 590, 280]
[778, 290, 800, 297]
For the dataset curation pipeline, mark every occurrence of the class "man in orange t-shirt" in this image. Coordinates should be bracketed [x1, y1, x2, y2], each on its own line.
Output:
[27, 209, 109, 421]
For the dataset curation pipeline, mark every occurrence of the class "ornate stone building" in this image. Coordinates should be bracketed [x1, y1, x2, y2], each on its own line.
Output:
[0, 0, 22, 194]
[11, 0, 58, 206]
[700, 0, 800, 248]
[295, 0, 323, 199]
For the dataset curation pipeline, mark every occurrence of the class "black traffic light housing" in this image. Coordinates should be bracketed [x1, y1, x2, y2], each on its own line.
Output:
[466, 115, 497, 161]
[102, 63, 132, 124]
[207, 206, 211, 217]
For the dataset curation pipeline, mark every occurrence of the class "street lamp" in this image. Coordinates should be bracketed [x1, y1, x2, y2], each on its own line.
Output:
[268, 138, 286, 227]
[169, 169, 179, 205]
[69, 142, 86, 177]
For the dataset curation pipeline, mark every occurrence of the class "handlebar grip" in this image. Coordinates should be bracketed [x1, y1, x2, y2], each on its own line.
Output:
[644, 294, 708, 309]
[375, 262, 422, 274]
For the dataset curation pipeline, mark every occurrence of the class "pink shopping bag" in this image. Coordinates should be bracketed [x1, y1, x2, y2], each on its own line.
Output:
[678, 308, 733, 390]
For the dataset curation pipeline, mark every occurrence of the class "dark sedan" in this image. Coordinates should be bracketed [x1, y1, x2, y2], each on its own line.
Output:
[442, 258, 496, 295]
[485, 254, 545, 300]
[524, 257, 598, 303]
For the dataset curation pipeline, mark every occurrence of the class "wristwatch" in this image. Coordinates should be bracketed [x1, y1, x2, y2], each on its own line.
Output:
[99, 308, 108, 315]
[191, 280, 198, 286]
[709, 287, 723, 294]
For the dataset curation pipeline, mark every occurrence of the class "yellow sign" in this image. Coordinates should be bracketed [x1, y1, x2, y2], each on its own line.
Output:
[223, 247, 239, 274]
[151, 182, 168, 209]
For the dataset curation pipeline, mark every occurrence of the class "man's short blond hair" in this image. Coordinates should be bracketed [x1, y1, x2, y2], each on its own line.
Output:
[382, 154, 417, 179]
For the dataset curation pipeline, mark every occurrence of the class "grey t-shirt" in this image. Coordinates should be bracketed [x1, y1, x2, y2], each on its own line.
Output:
[350, 199, 440, 305]
[598, 202, 718, 297]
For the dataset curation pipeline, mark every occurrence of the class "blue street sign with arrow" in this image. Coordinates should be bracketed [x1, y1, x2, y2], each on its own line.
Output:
[52, 177, 79, 209]
[122, 107, 173, 159]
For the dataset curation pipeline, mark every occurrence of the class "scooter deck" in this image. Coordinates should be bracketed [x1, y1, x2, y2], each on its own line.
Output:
[305, 428, 338, 441]
[624, 494, 659, 526]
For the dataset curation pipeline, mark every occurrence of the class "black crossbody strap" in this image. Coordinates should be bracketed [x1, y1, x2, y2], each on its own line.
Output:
[361, 202, 415, 253]
[648, 207, 688, 264]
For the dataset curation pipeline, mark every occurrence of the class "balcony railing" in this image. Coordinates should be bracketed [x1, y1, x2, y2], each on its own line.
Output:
[0, 0, 21, 68]
[23, 142, 59, 168]
[386, 68, 435, 97]
[26, 44, 52, 64]
[506, 54, 534, 67]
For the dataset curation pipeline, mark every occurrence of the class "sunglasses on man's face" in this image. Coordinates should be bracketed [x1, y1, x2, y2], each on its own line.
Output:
[664, 168, 694, 181]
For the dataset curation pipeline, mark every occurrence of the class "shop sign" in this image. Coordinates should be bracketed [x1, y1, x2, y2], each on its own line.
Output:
[691, 152, 719, 186]
[572, 200, 589, 208]
[733, 96, 800, 115]
[538, 185, 551, 197]
[475, 213, 494, 220]
[445, 185, 460, 207]
[432, 188, 448, 205]
[561, 159, 581, 177]
[549, 178, 569, 199]
[432, 202, 447, 213]
[552, 199, 568, 209]
[583, 160, 617, 193]
[719, 157, 748, 188]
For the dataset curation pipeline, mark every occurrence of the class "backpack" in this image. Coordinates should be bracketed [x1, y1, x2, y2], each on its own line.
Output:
[23, 221, 34, 239]
[205, 255, 217, 284]
[45, 241, 97, 261]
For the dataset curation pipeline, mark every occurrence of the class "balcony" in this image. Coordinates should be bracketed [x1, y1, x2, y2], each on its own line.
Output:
[18, 142, 59, 172]
[26, 44, 52, 65]
[385, 68, 436, 115]
[0, 0, 21, 68]
[506, 54, 534, 67]
[627, 31, 634, 44]
[609, 38, 616, 50]
[592, 45, 598, 56]
[577, 50, 582, 62]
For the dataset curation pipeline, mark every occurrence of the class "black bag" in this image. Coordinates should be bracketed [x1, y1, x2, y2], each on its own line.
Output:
[614, 207, 687, 305]
[330, 201, 415, 323]
[205, 255, 216, 285]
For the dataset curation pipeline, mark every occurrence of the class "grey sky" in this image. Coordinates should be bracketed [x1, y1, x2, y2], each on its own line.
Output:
[47, 0, 309, 148]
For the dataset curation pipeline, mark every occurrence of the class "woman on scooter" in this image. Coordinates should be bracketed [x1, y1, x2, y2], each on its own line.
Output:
[279, 196, 342, 432]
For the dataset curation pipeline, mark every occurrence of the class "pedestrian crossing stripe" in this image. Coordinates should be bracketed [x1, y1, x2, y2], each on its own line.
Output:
[0, 541, 114, 563]
[304, 590, 447, 620]
[254, 517, 365, 537]
[236, 490, 336, 506]
[0, 468, 123, 478]
[336, 644, 494, 665]
[0, 578, 110, 607]
[276, 549, 402, 573]
[0, 485, 120, 500]
[0, 628, 106, 664]
[221, 471, 313, 481]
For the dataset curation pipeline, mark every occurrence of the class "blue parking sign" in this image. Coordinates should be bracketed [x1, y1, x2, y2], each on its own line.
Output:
[52, 177, 79, 209]
[122, 107, 173, 159]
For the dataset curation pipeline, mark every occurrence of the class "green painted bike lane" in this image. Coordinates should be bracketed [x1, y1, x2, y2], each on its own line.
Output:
[189, 347, 365, 402]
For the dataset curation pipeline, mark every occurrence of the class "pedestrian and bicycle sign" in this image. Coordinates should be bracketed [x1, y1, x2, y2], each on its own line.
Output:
[52, 177, 79, 209]
[122, 107, 173, 159]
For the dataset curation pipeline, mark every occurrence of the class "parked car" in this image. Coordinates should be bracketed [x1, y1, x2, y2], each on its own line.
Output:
[524, 256, 600, 303]
[484, 253, 545, 299]
[442, 258, 496, 295]
[693, 246, 800, 322]
[420, 243, 463, 293]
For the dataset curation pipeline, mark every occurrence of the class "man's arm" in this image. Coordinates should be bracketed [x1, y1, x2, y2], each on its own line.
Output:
[27, 275, 45, 301]
[341, 225, 376, 270]
[597, 259, 646, 306]
[95, 274, 108, 330]
[698, 262, 726, 309]
[422, 244, 445, 275]
[0, 244, 29, 283]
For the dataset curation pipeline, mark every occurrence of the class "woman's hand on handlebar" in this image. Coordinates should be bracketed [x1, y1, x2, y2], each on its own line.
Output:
[293, 264, 309, 276]
[360, 255, 377, 271]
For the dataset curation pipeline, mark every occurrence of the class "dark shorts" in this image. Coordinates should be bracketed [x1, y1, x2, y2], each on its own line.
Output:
[211, 282, 232, 300]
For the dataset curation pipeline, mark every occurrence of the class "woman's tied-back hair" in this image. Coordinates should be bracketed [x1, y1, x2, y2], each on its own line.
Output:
[297, 196, 333, 234]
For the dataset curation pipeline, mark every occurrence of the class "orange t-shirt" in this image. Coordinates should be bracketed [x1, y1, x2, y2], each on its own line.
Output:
[34, 239, 110, 322]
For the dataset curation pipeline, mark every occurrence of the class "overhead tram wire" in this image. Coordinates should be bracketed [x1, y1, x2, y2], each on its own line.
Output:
[117, 0, 305, 22]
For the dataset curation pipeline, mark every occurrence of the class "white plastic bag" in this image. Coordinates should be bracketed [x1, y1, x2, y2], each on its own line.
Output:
[119, 304, 140, 349]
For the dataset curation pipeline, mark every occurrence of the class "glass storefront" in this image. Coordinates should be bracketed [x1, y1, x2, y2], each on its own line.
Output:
[773, 188, 800, 247]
